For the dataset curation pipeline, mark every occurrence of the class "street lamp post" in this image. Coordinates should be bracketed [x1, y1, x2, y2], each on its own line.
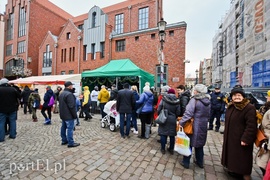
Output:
[157, 18, 167, 91]
[195, 69, 199, 84]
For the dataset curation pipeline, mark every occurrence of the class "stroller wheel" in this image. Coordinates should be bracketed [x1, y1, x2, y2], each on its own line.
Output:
[109, 123, 116, 132]
[101, 122, 106, 128]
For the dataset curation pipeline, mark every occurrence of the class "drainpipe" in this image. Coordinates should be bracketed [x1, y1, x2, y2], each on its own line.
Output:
[25, 0, 31, 70]
[128, 5, 132, 32]
[54, 43, 57, 74]
[77, 35, 81, 73]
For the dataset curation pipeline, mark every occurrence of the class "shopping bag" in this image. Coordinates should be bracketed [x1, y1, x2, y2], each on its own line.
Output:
[178, 117, 194, 135]
[155, 108, 167, 124]
[174, 128, 192, 156]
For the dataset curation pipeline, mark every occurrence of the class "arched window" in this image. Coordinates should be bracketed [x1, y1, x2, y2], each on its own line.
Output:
[92, 12, 96, 28]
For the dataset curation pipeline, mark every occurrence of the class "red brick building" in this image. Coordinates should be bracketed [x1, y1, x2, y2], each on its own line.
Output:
[2, 0, 187, 89]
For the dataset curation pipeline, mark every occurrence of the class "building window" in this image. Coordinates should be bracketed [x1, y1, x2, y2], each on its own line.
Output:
[69, 47, 72, 62]
[43, 45, 52, 67]
[92, 12, 96, 28]
[91, 43, 96, 59]
[151, 33, 155, 39]
[135, 36, 139, 41]
[115, 13, 124, 34]
[138, 7, 149, 30]
[7, 12, 14, 40]
[73, 47, 75, 62]
[69, 70, 74, 74]
[156, 64, 168, 88]
[100, 42, 105, 58]
[67, 32, 71, 40]
[78, 24, 84, 30]
[61, 71, 65, 75]
[169, 30, 174, 36]
[116, 39, 125, 52]
[17, 41, 25, 54]
[83, 45, 87, 60]
[18, 7, 26, 37]
[64, 48, 66, 62]
[6, 44, 13, 56]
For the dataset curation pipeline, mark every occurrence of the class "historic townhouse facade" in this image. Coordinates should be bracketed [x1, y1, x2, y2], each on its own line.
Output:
[2, 0, 187, 88]
[212, 0, 270, 88]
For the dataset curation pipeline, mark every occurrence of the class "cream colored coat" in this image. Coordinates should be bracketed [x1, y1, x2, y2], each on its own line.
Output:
[256, 109, 270, 169]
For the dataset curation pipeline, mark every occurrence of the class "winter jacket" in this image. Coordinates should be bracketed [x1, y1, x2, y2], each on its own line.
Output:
[98, 88, 110, 103]
[21, 86, 33, 103]
[132, 90, 140, 110]
[221, 98, 257, 175]
[179, 90, 191, 116]
[28, 92, 41, 109]
[136, 91, 154, 113]
[158, 94, 181, 136]
[210, 91, 225, 112]
[116, 88, 135, 113]
[90, 90, 99, 102]
[109, 89, 118, 101]
[43, 89, 55, 108]
[82, 86, 91, 106]
[59, 88, 77, 120]
[0, 84, 20, 113]
[256, 109, 270, 170]
[180, 93, 211, 147]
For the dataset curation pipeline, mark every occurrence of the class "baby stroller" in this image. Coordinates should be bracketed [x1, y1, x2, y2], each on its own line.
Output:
[100, 100, 120, 132]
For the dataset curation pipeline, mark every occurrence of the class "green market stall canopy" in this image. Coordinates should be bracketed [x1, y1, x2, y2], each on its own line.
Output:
[81, 59, 154, 93]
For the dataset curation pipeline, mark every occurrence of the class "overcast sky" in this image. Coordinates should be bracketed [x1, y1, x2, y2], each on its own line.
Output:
[0, 0, 232, 77]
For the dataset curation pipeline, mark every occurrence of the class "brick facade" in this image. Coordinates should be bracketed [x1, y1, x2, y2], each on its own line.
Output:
[3, 0, 186, 89]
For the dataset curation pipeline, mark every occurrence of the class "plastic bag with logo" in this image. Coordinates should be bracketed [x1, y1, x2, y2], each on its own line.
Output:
[174, 128, 192, 156]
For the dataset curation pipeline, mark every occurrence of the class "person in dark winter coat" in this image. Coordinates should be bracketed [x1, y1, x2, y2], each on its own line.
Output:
[53, 86, 62, 113]
[157, 88, 181, 154]
[221, 85, 257, 180]
[21, 85, 33, 114]
[116, 83, 135, 138]
[131, 85, 140, 134]
[180, 84, 211, 169]
[136, 83, 154, 139]
[59, 81, 80, 148]
[208, 84, 225, 132]
[41, 86, 55, 125]
[177, 85, 191, 116]
[109, 84, 118, 101]
[0, 78, 20, 142]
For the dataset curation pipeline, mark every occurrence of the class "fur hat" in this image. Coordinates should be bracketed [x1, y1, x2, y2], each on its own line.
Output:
[0, 78, 9, 85]
[161, 85, 170, 93]
[194, 84, 207, 93]
[230, 85, 245, 97]
[168, 88, 175, 94]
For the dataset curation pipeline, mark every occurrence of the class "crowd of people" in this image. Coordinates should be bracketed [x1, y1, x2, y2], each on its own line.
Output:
[1, 77, 270, 179]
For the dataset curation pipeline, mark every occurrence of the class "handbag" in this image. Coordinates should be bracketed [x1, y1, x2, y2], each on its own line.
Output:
[255, 127, 267, 147]
[155, 106, 167, 124]
[177, 117, 194, 135]
[174, 128, 192, 156]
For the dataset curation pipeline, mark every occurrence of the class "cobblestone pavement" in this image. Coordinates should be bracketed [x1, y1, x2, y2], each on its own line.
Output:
[0, 109, 264, 180]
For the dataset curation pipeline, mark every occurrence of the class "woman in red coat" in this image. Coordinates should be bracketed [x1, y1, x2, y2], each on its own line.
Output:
[221, 85, 257, 180]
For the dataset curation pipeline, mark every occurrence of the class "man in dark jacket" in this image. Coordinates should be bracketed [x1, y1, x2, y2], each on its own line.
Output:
[109, 84, 118, 101]
[0, 78, 20, 142]
[59, 81, 80, 148]
[53, 86, 62, 113]
[116, 83, 135, 138]
[177, 85, 191, 116]
[41, 86, 55, 125]
[21, 85, 33, 114]
[208, 84, 225, 132]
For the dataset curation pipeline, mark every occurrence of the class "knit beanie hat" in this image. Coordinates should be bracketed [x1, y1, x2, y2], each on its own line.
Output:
[194, 84, 207, 93]
[161, 85, 170, 93]
[168, 88, 175, 94]
[143, 84, 150, 92]
[230, 85, 245, 97]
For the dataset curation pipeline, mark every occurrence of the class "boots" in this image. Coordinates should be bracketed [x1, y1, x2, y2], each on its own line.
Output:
[33, 118, 38, 122]
[145, 124, 151, 139]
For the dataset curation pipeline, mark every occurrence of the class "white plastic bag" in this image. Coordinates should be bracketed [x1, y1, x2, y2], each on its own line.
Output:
[174, 128, 192, 156]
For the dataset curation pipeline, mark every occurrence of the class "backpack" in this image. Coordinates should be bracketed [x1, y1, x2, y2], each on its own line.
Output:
[48, 96, 55, 107]
[33, 98, 40, 109]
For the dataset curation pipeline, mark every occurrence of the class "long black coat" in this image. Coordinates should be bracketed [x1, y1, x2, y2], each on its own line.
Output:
[158, 94, 181, 136]
[116, 88, 135, 114]
[221, 98, 257, 175]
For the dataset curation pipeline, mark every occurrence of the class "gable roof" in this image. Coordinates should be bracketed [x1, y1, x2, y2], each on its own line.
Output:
[102, 0, 149, 13]
[36, 0, 73, 20]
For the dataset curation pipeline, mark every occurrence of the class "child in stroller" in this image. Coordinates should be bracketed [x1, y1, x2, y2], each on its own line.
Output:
[100, 100, 120, 132]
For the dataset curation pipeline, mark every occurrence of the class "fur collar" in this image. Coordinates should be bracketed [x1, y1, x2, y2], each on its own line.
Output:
[227, 98, 250, 110]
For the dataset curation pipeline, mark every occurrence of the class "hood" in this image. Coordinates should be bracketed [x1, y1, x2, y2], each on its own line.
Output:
[144, 91, 153, 97]
[24, 86, 30, 91]
[194, 93, 211, 106]
[181, 90, 191, 98]
[47, 89, 54, 95]
[163, 94, 180, 105]
[83, 86, 89, 91]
